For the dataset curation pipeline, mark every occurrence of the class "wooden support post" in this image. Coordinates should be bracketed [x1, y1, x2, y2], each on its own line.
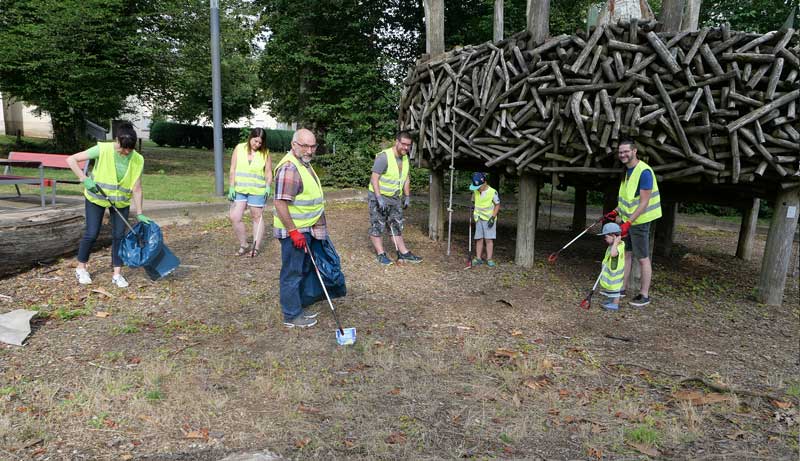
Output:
[756, 189, 799, 306]
[526, 0, 550, 45]
[488, 172, 501, 191]
[654, 201, 677, 257]
[659, 0, 686, 32]
[572, 186, 587, 231]
[494, 0, 504, 42]
[515, 174, 538, 268]
[423, 0, 445, 56]
[736, 198, 760, 261]
[428, 169, 445, 241]
[602, 184, 617, 215]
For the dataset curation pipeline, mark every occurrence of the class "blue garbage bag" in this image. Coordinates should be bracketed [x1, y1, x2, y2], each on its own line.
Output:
[300, 236, 346, 308]
[119, 221, 163, 267]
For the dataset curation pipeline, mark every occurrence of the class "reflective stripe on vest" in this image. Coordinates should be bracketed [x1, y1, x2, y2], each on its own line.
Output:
[272, 152, 325, 229]
[473, 186, 497, 222]
[234, 142, 268, 195]
[84, 142, 144, 208]
[599, 241, 625, 291]
[368, 148, 409, 197]
[617, 161, 662, 225]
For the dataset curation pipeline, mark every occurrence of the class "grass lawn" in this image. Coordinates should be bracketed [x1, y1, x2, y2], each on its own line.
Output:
[1, 138, 279, 202]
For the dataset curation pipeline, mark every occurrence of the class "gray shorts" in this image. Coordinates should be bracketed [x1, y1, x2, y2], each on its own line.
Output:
[623, 222, 650, 259]
[473, 219, 496, 240]
[368, 195, 403, 237]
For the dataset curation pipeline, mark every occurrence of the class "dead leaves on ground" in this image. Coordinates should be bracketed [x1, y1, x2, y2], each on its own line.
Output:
[385, 431, 407, 444]
[672, 390, 732, 406]
[627, 441, 660, 457]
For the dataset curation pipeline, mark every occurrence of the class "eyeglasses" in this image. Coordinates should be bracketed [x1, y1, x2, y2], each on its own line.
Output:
[398, 141, 412, 148]
[293, 141, 318, 150]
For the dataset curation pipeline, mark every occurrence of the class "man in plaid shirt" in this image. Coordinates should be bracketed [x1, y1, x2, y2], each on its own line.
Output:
[273, 129, 327, 328]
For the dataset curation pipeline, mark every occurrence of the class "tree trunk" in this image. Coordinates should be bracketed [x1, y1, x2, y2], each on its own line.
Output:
[654, 201, 677, 257]
[424, 0, 445, 56]
[680, 0, 701, 32]
[494, 0, 504, 42]
[526, 0, 551, 45]
[736, 198, 760, 261]
[756, 189, 799, 306]
[50, 111, 85, 152]
[572, 186, 587, 231]
[659, 0, 686, 31]
[515, 174, 538, 268]
[428, 169, 445, 241]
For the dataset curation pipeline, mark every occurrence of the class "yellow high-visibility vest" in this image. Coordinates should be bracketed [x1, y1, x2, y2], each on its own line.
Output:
[368, 148, 409, 197]
[600, 242, 625, 292]
[473, 186, 497, 222]
[618, 161, 661, 224]
[84, 142, 143, 208]
[272, 152, 325, 229]
[233, 142, 268, 195]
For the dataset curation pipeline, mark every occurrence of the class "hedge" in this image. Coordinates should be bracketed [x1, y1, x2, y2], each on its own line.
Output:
[150, 121, 292, 152]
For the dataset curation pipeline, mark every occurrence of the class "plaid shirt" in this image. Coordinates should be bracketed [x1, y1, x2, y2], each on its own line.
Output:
[272, 159, 328, 239]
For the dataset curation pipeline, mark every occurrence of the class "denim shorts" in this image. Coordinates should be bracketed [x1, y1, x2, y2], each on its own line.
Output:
[235, 192, 266, 207]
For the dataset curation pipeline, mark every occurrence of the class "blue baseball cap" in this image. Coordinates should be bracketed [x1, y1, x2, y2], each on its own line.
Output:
[469, 172, 487, 191]
[597, 222, 621, 236]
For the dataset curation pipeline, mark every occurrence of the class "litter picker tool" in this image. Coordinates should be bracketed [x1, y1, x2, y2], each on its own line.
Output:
[251, 215, 263, 258]
[547, 215, 604, 263]
[388, 219, 403, 264]
[94, 185, 144, 247]
[306, 246, 356, 346]
[579, 264, 605, 310]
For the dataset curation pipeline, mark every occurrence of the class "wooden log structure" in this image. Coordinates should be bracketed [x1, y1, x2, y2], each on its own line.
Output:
[399, 22, 800, 195]
[400, 20, 800, 304]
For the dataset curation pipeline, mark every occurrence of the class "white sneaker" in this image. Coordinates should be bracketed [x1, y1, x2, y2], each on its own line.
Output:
[112, 274, 129, 288]
[75, 268, 92, 285]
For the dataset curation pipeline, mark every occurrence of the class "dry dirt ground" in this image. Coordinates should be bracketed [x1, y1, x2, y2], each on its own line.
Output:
[1, 201, 798, 460]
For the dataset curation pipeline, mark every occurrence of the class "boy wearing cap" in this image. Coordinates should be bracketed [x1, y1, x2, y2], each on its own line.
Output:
[597, 222, 625, 311]
[469, 172, 501, 267]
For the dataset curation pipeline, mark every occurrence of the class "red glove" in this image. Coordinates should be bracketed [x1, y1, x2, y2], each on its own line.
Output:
[604, 210, 618, 221]
[620, 221, 631, 237]
[288, 229, 307, 249]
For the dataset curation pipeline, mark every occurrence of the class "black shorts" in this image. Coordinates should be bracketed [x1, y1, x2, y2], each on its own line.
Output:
[623, 222, 651, 259]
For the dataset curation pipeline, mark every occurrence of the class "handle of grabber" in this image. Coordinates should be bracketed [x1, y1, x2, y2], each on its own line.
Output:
[549, 216, 605, 263]
[306, 245, 345, 335]
[580, 265, 605, 310]
[94, 185, 144, 247]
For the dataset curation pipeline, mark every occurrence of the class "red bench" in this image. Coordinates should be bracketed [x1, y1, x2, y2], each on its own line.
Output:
[1, 152, 89, 206]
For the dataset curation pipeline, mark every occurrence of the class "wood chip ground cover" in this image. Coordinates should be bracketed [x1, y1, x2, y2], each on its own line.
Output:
[0, 202, 798, 460]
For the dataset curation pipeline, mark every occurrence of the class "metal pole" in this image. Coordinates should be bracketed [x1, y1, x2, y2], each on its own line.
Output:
[210, 0, 224, 195]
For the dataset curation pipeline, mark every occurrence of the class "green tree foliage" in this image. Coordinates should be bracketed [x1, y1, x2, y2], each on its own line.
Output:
[700, 0, 798, 33]
[156, 0, 264, 124]
[257, 0, 404, 144]
[0, 0, 171, 150]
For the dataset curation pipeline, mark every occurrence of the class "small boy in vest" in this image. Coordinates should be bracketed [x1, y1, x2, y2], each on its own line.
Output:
[597, 222, 625, 311]
[469, 172, 500, 267]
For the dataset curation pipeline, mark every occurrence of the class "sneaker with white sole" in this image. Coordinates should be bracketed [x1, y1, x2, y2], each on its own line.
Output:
[302, 308, 320, 319]
[112, 274, 129, 288]
[75, 268, 92, 285]
[283, 316, 318, 328]
[629, 294, 650, 307]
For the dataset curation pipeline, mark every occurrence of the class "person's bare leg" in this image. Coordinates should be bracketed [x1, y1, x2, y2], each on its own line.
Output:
[229, 201, 248, 247]
[639, 257, 652, 297]
[370, 235, 385, 255]
[394, 236, 410, 254]
[486, 239, 494, 260]
[476, 238, 484, 260]
[622, 250, 633, 291]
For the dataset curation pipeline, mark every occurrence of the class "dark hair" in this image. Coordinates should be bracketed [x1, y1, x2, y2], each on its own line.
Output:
[248, 128, 268, 157]
[618, 138, 637, 150]
[116, 123, 137, 149]
[396, 130, 412, 142]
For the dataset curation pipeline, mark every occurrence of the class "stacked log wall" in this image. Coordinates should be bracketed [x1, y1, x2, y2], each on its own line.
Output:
[399, 21, 800, 196]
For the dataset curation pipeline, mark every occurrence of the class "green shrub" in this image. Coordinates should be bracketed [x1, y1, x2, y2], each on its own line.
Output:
[149, 121, 292, 152]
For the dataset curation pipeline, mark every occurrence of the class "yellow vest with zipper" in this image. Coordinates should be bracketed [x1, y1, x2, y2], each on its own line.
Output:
[368, 148, 409, 197]
[618, 161, 661, 225]
[272, 152, 325, 230]
[599, 241, 625, 292]
[234, 142, 268, 195]
[473, 186, 497, 222]
[84, 142, 143, 208]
